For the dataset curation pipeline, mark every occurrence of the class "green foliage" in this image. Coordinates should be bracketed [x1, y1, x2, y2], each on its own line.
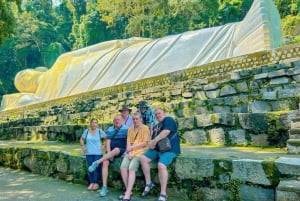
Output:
[223, 179, 243, 201]
[262, 158, 280, 186]
[0, 0, 21, 44]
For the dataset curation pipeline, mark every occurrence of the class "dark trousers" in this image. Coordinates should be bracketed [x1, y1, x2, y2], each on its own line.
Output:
[86, 154, 102, 184]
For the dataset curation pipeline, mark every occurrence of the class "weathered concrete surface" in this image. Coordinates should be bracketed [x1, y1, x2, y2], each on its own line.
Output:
[0, 167, 160, 201]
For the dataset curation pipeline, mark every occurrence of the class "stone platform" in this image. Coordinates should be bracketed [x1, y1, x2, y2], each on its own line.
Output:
[0, 141, 299, 201]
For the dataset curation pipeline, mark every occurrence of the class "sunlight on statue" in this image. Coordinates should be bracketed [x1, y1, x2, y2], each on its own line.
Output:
[1, 0, 282, 110]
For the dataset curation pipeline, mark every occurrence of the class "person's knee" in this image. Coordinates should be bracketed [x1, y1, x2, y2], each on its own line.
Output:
[102, 160, 109, 167]
[158, 162, 167, 170]
[112, 148, 120, 155]
[140, 155, 148, 163]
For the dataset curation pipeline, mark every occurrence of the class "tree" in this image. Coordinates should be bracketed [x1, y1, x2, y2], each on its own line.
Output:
[0, 0, 21, 44]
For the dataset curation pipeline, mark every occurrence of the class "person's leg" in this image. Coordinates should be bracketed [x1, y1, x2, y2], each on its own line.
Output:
[123, 157, 140, 199]
[93, 154, 102, 190]
[158, 162, 168, 196]
[97, 148, 120, 164]
[157, 152, 177, 201]
[140, 155, 152, 185]
[120, 156, 131, 190]
[140, 149, 158, 196]
[85, 155, 95, 189]
[101, 159, 110, 187]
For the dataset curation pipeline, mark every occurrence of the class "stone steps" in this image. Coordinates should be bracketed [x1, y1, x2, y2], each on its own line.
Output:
[288, 116, 300, 154]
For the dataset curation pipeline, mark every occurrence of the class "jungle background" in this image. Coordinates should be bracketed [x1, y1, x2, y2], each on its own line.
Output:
[0, 0, 299, 102]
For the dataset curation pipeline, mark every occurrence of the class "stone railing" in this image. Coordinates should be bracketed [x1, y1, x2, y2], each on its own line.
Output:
[0, 144, 299, 201]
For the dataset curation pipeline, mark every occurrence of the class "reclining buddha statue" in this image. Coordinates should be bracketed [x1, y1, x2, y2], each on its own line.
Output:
[1, 0, 282, 110]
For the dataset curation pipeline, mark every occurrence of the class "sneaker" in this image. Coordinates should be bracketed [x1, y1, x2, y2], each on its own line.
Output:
[88, 161, 98, 172]
[99, 186, 107, 197]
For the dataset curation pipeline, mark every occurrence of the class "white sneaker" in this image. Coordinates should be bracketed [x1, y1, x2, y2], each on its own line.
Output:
[99, 186, 107, 197]
[88, 161, 98, 172]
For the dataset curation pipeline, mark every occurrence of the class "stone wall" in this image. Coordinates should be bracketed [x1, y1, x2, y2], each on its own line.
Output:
[1, 145, 299, 201]
[0, 44, 300, 147]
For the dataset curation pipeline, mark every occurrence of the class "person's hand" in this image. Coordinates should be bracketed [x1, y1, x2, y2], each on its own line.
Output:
[81, 145, 86, 155]
[128, 152, 134, 160]
[149, 139, 157, 149]
[126, 145, 133, 152]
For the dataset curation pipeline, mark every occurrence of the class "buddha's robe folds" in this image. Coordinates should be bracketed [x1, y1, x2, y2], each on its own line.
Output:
[1, 0, 282, 110]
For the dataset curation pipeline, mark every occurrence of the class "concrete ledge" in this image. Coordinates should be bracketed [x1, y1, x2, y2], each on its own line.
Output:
[0, 141, 299, 200]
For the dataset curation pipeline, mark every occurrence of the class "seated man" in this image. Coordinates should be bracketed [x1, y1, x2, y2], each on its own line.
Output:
[120, 112, 150, 201]
[140, 108, 180, 201]
[88, 116, 128, 196]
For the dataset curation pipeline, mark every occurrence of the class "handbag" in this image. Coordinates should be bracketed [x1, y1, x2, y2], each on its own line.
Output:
[157, 137, 172, 152]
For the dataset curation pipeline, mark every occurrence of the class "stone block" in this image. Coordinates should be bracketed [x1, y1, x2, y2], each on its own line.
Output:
[254, 73, 268, 80]
[250, 134, 269, 146]
[200, 187, 228, 201]
[195, 114, 213, 127]
[194, 107, 209, 115]
[275, 157, 300, 176]
[220, 85, 237, 96]
[194, 91, 207, 100]
[182, 92, 193, 98]
[204, 83, 219, 91]
[175, 157, 214, 179]
[232, 105, 248, 113]
[287, 139, 300, 154]
[290, 121, 300, 129]
[276, 180, 300, 201]
[207, 98, 224, 106]
[278, 88, 300, 98]
[268, 69, 287, 78]
[249, 101, 271, 112]
[239, 184, 275, 201]
[262, 91, 277, 100]
[183, 129, 208, 144]
[177, 117, 195, 130]
[205, 89, 220, 99]
[287, 67, 300, 76]
[270, 77, 290, 85]
[210, 113, 235, 126]
[232, 159, 271, 185]
[212, 106, 231, 113]
[208, 128, 225, 145]
[236, 81, 249, 92]
[292, 74, 300, 81]
[238, 113, 268, 131]
[228, 129, 246, 145]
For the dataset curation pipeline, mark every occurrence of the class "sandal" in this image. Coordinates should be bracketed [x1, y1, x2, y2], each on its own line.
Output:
[119, 193, 125, 200]
[157, 194, 168, 201]
[142, 183, 155, 196]
[119, 192, 132, 200]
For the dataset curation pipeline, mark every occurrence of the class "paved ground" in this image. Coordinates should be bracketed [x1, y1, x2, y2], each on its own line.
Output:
[0, 167, 163, 201]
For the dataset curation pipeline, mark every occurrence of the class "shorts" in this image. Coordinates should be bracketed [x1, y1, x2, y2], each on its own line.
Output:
[110, 146, 126, 157]
[143, 149, 176, 166]
[120, 155, 140, 172]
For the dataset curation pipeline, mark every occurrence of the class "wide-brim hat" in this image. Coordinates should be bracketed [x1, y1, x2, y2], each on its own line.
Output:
[137, 101, 149, 108]
[119, 105, 132, 112]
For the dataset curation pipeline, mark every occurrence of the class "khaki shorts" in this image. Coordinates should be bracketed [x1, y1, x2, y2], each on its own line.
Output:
[120, 155, 140, 172]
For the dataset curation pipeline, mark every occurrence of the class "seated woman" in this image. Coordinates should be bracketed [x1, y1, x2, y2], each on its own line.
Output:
[88, 116, 128, 197]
